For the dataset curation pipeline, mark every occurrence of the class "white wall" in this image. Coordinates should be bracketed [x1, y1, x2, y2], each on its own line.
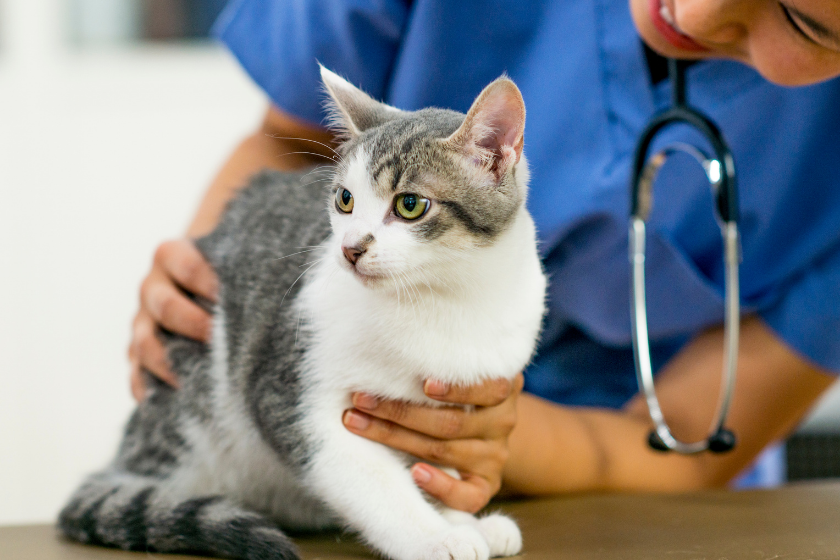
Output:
[0, 0, 265, 525]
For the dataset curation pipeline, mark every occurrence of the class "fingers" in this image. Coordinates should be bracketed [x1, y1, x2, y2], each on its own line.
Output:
[129, 361, 146, 402]
[129, 239, 217, 401]
[411, 464, 495, 514]
[342, 409, 508, 475]
[153, 239, 218, 302]
[141, 271, 214, 342]
[423, 373, 524, 407]
[343, 389, 514, 508]
[351, 392, 516, 440]
[140, 239, 217, 342]
[343, 375, 524, 511]
[128, 309, 179, 402]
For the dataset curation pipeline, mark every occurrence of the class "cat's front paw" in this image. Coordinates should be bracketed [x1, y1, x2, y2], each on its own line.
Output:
[477, 513, 522, 557]
[414, 525, 490, 560]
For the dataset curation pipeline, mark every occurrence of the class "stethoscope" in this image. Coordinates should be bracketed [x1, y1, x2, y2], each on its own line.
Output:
[629, 58, 739, 454]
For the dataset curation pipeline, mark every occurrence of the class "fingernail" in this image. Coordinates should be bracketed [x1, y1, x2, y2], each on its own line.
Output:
[412, 464, 432, 484]
[424, 379, 449, 397]
[343, 410, 371, 431]
[353, 393, 379, 410]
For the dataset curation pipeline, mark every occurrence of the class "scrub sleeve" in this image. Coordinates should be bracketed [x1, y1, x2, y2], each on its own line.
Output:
[213, 0, 408, 127]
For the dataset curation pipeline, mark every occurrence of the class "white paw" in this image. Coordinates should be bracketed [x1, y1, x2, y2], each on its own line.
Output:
[414, 525, 490, 560]
[477, 513, 522, 557]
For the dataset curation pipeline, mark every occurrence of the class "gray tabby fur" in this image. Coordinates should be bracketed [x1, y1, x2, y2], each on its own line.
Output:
[60, 170, 333, 559]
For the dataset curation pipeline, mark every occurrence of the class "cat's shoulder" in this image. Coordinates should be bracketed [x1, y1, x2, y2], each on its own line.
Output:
[223, 167, 331, 229]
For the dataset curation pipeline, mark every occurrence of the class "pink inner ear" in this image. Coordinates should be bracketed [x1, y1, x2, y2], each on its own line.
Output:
[482, 93, 524, 148]
[474, 91, 525, 175]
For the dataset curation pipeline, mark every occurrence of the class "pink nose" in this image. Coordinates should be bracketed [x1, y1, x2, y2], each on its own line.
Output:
[342, 245, 364, 265]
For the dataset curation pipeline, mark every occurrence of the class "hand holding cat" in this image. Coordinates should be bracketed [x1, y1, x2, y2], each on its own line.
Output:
[129, 239, 218, 400]
[342, 373, 524, 514]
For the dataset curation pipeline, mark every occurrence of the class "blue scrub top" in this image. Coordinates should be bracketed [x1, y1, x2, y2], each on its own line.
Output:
[213, 0, 840, 411]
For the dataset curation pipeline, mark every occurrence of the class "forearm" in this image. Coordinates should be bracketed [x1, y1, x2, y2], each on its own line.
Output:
[503, 394, 713, 494]
[187, 107, 335, 237]
[503, 317, 834, 495]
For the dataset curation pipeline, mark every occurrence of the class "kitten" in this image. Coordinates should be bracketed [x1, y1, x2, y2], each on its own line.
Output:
[59, 67, 546, 560]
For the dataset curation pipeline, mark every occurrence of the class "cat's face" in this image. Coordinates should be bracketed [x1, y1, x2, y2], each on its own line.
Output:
[321, 68, 528, 292]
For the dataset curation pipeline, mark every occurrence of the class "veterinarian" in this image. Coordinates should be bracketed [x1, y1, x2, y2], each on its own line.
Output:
[129, 0, 840, 513]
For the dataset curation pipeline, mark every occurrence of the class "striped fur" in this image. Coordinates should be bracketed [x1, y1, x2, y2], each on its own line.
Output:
[59, 474, 297, 559]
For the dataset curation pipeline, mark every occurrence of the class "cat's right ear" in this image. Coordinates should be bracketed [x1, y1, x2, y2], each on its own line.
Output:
[320, 66, 401, 139]
[445, 77, 526, 184]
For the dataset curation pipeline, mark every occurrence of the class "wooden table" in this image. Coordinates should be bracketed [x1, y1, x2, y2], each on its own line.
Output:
[2, 481, 839, 559]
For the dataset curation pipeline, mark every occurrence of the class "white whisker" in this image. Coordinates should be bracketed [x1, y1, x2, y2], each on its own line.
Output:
[299, 258, 325, 268]
[267, 135, 343, 159]
[273, 248, 318, 262]
[279, 260, 321, 310]
[276, 151, 340, 164]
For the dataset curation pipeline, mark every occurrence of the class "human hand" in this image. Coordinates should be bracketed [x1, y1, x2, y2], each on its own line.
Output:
[129, 239, 218, 401]
[342, 373, 524, 513]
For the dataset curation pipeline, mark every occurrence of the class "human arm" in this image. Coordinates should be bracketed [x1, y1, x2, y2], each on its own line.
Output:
[505, 316, 833, 493]
[344, 315, 834, 507]
[129, 106, 335, 400]
[183, 107, 336, 238]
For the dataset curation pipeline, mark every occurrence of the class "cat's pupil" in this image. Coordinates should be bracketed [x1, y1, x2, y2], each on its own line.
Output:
[342, 190, 352, 205]
[403, 195, 417, 212]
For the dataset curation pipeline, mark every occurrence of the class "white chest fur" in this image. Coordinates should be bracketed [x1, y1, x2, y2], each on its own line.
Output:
[296, 210, 546, 404]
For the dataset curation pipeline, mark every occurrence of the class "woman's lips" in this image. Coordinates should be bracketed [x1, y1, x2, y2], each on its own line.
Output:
[648, 0, 709, 52]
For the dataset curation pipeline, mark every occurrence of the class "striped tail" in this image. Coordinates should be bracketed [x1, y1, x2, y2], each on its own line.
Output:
[58, 473, 299, 560]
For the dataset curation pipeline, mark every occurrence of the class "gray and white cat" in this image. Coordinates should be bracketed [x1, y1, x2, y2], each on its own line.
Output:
[59, 67, 546, 560]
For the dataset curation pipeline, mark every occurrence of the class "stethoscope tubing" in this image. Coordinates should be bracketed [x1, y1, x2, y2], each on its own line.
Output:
[629, 59, 740, 454]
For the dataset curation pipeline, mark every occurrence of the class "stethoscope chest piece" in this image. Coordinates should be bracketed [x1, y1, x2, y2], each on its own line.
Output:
[629, 59, 740, 455]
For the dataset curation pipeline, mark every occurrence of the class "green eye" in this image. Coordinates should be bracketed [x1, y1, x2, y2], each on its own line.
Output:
[335, 188, 354, 213]
[395, 193, 429, 220]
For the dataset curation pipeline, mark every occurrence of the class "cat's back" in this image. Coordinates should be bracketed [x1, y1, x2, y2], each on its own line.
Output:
[194, 168, 333, 410]
[197, 167, 333, 276]
[112, 168, 333, 491]
[117, 168, 337, 526]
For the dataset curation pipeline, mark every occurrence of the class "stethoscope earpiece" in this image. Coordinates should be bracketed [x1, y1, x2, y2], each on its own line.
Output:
[630, 59, 740, 455]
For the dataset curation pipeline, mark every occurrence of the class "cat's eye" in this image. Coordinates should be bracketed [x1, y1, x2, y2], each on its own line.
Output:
[395, 194, 429, 220]
[335, 188, 354, 213]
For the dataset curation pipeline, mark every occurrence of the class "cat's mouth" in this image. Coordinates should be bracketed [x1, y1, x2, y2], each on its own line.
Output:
[347, 263, 386, 286]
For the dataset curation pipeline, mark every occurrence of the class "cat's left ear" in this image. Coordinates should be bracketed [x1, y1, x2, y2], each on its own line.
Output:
[320, 65, 401, 138]
[445, 77, 525, 182]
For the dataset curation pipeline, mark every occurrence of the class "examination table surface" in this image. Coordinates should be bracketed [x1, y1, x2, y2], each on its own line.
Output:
[2, 481, 839, 559]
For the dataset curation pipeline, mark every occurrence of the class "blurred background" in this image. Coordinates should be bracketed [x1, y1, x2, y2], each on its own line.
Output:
[0, 0, 264, 525]
[0, 0, 839, 528]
